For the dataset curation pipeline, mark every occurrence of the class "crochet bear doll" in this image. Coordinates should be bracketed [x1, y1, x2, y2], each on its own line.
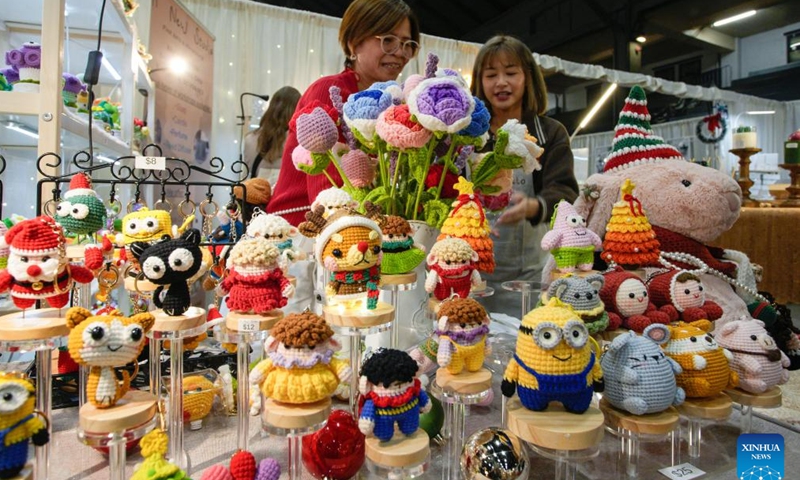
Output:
[311, 187, 358, 219]
[435, 297, 491, 375]
[358, 348, 430, 442]
[715, 319, 790, 394]
[502, 298, 604, 414]
[66, 307, 155, 408]
[600, 324, 685, 415]
[220, 237, 294, 314]
[646, 269, 723, 323]
[0, 216, 97, 309]
[663, 320, 739, 398]
[0, 374, 49, 479]
[542, 274, 609, 334]
[131, 229, 203, 316]
[425, 237, 483, 301]
[599, 267, 670, 332]
[380, 215, 426, 275]
[249, 312, 352, 406]
[540, 200, 601, 273]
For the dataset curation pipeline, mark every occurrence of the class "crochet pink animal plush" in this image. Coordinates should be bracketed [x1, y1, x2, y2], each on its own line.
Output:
[541, 200, 602, 272]
[715, 319, 790, 394]
[600, 267, 670, 332]
[220, 237, 294, 314]
[647, 269, 723, 322]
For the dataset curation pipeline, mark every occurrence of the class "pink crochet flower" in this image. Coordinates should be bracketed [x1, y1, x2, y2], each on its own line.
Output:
[341, 149, 377, 187]
[402, 74, 425, 100]
[291, 145, 313, 170]
[296, 107, 339, 153]
[375, 104, 432, 149]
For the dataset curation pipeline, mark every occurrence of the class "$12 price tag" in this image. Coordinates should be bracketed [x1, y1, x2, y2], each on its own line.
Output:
[659, 463, 705, 480]
[238, 319, 260, 333]
[135, 156, 166, 170]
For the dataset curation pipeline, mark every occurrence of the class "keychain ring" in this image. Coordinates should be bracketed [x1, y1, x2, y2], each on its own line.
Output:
[98, 265, 120, 289]
[133, 271, 153, 298]
[178, 199, 197, 219]
[200, 199, 219, 218]
[107, 199, 122, 217]
[43, 199, 58, 217]
[126, 199, 149, 213]
[225, 202, 241, 219]
[153, 198, 173, 213]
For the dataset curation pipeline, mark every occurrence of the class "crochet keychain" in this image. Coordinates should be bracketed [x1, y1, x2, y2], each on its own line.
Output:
[131, 401, 190, 480]
[53, 172, 107, 243]
[0, 373, 50, 479]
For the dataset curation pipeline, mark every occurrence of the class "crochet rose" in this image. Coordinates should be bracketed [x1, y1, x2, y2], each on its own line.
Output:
[407, 77, 475, 134]
[296, 107, 339, 153]
[343, 88, 393, 145]
[478, 191, 512, 212]
[425, 164, 459, 198]
[369, 80, 403, 104]
[375, 104, 432, 149]
[457, 97, 490, 138]
[500, 119, 543, 174]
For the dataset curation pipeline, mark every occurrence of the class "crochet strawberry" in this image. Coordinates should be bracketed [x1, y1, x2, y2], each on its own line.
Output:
[229, 450, 256, 480]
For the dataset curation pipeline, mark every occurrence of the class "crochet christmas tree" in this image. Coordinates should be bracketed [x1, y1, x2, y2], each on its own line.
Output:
[437, 177, 494, 273]
[602, 179, 660, 268]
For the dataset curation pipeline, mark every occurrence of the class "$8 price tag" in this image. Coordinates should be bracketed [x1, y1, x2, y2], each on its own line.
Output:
[659, 463, 705, 480]
[238, 320, 259, 333]
[135, 156, 166, 170]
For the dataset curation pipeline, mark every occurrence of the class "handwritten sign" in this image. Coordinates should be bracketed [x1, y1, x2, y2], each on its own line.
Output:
[135, 156, 166, 170]
[659, 463, 705, 480]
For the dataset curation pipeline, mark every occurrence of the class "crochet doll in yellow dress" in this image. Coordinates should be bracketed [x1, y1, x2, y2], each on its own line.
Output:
[435, 297, 491, 375]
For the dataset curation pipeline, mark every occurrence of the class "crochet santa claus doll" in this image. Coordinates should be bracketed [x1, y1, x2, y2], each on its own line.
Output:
[646, 269, 723, 323]
[0, 216, 96, 309]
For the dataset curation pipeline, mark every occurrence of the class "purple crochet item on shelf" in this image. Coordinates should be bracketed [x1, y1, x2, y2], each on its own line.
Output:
[296, 107, 338, 153]
[255, 458, 281, 480]
[424, 52, 439, 78]
[4, 50, 23, 69]
[1, 67, 19, 83]
[62, 73, 84, 94]
[20, 43, 41, 68]
[407, 77, 475, 133]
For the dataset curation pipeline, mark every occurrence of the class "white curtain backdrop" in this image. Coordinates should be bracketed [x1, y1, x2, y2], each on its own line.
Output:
[180, 0, 793, 176]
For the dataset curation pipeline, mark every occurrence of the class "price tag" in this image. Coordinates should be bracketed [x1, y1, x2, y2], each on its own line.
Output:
[238, 319, 260, 333]
[659, 463, 705, 480]
[135, 156, 166, 170]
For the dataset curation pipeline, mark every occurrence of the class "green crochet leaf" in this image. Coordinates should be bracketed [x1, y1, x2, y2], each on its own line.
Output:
[423, 199, 450, 228]
[362, 186, 392, 211]
[408, 150, 429, 183]
[493, 152, 524, 170]
[476, 184, 502, 195]
[297, 152, 331, 175]
[342, 186, 370, 209]
[470, 152, 500, 187]
[493, 130, 510, 155]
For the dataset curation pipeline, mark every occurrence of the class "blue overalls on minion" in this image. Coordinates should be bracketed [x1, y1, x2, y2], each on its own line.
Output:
[361, 390, 430, 442]
[0, 414, 34, 475]
[514, 353, 596, 413]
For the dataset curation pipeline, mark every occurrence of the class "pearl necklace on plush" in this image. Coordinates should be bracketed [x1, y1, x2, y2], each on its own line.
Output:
[270, 205, 311, 217]
[658, 251, 771, 306]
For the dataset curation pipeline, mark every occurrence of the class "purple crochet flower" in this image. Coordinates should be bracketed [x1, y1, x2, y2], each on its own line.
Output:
[62, 73, 85, 94]
[5, 50, 23, 69]
[457, 97, 490, 137]
[407, 77, 475, 133]
[343, 89, 392, 145]
[1, 67, 19, 83]
[329, 85, 358, 149]
[19, 42, 41, 69]
[295, 107, 338, 153]
[425, 52, 439, 79]
[454, 145, 473, 172]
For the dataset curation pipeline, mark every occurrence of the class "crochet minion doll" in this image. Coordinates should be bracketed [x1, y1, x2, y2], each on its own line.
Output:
[0, 374, 49, 479]
[646, 269, 723, 323]
[540, 200, 602, 273]
[54, 172, 106, 240]
[220, 237, 294, 314]
[249, 312, 352, 405]
[380, 215, 426, 275]
[663, 320, 738, 398]
[358, 348, 431, 442]
[435, 297, 491, 375]
[502, 298, 604, 414]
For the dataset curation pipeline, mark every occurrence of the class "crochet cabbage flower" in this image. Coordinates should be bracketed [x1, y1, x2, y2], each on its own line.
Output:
[375, 104, 432, 149]
[407, 77, 475, 134]
[296, 107, 339, 153]
[20, 43, 41, 69]
[343, 88, 393, 146]
[499, 119, 543, 174]
[457, 97, 491, 138]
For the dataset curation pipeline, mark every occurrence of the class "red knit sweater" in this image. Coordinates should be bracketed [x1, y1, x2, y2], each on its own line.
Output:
[267, 69, 360, 226]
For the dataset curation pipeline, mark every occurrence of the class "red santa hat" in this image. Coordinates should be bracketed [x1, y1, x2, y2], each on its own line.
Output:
[0, 216, 65, 256]
[646, 269, 700, 312]
[599, 267, 645, 315]
[63, 172, 99, 199]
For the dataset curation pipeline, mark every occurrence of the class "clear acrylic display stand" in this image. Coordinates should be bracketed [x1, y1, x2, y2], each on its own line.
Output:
[0, 308, 69, 480]
[724, 387, 782, 434]
[506, 399, 605, 480]
[261, 397, 331, 480]
[430, 368, 492, 479]
[364, 429, 430, 479]
[600, 398, 680, 477]
[146, 306, 207, 473]
[71, 280, 92, 407]
[379, 272, 417, 349]
[216, 310, 280, 451]
[501, 280, 541, 320]
[676, 394, 732, 459]
[323, 302, 394, 414]
[76, 390, 158, 480]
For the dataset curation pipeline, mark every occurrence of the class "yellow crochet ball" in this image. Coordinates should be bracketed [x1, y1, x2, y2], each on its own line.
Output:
[182, 376, 216, 427]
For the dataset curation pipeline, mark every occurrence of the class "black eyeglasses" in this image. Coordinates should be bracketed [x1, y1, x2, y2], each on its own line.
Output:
[375, 35, 420, 58]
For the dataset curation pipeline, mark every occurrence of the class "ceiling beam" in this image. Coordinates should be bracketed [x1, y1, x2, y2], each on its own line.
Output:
[459, 0, 571, 43]
[645, 20, 735, 53]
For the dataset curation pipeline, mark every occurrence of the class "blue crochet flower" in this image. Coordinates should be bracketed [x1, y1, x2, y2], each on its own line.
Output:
[458, 97, 490, 137]
[343, 89, 393, 146]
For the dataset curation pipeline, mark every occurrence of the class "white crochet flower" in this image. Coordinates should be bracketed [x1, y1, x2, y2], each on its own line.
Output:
[499, 119, 543, 174]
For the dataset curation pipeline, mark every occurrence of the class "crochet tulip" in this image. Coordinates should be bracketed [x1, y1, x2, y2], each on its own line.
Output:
[407, 77, 474, 134]
[402, 74, 425, 100]
[340, 149, 377, 188]
[375, 104, 432, 149]
[296, 107, 338, 153]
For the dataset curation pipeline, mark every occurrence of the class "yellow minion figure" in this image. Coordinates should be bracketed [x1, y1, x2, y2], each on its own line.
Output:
[663, 320, 739, 398]
[0, 374, 49, 479]
[182, 376, 217, 430]
[117, 208, 194, 271]
[501, 298, 604, 413]
[435, 298, 491, 375]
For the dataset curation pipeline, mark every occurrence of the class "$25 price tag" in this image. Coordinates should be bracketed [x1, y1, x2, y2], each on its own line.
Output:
[135, 156, 166, 170]
[238, 319, 259, 333]
[659, 463, 705, 480]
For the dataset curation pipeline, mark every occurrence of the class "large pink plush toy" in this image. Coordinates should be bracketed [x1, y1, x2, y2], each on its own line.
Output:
[541, 200, 602, 272]
[715, 319, 790, 394]
[646, 269, 723, 322]
[600, 267, 670, 332]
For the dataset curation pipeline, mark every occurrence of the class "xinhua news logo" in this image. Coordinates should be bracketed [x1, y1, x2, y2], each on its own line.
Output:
[737, 433, 784, 480]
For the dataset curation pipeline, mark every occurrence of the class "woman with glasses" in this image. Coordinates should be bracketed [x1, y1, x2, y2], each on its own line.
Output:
[267, 0, 420, 226]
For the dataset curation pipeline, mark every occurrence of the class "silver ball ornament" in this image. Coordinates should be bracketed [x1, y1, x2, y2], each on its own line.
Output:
[461, 428, 529, 479]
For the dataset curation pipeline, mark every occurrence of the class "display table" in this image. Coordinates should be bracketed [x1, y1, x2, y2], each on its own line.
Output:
[710, 206, 800, 303]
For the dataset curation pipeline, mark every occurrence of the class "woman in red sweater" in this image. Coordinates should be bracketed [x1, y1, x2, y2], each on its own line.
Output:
[267, 0, 421, 226]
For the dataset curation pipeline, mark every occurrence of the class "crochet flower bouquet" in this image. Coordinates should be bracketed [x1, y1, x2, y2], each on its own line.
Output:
[291, 53, 543, 227]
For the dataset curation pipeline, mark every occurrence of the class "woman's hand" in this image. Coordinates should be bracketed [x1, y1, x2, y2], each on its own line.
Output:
[496, 192, 539, 226]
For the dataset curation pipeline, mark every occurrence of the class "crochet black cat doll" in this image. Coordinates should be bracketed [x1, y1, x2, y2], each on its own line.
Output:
[131, 229, 202, 316]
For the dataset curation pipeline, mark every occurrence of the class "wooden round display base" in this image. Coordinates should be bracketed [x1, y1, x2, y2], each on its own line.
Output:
[677, 393, 732, 420]
[5, 463, 32, 480]
[225, 310, 283, 332]
[596, 328, 630, 343]
[380, 272, 417, 286]
[549, 270, 600, 282]
[262, 397, 331, 431]
[322, 302, 394, 329]
[725, 386, 782, 409]
[123, 276, 158, 293]
[0, 309, 67, 341]
[599, 398, 680, 435]
[152, 307, 206, 332]
[79, 390, 157, 433]
[506, 399, 605, 451]
[365, 428, 430, 468]
[435, 367, 492, 395]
